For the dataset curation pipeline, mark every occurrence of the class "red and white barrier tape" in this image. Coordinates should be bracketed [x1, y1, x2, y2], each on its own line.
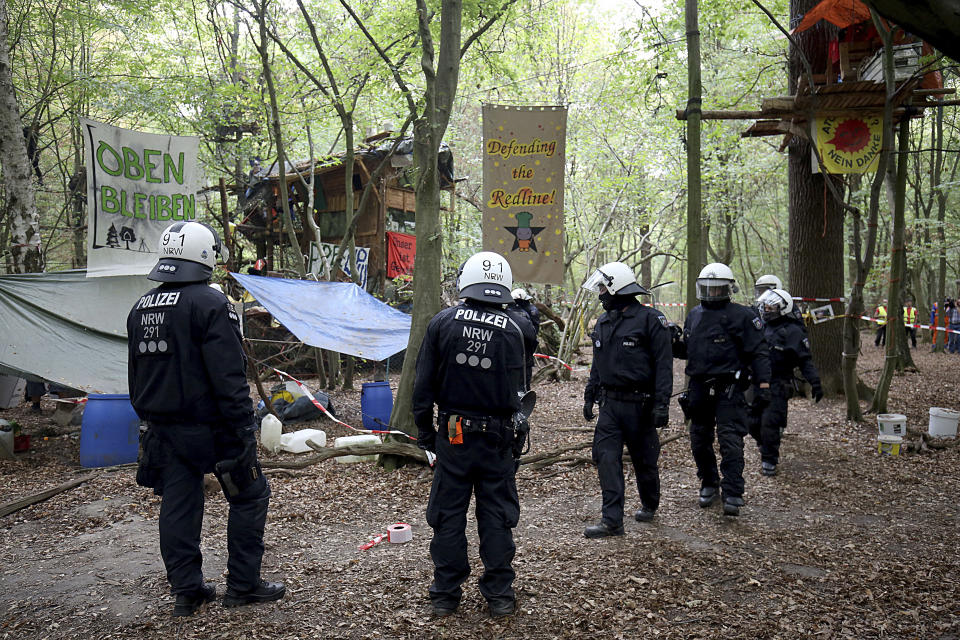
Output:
[534, 353, 572, 370]
[794, 296, 847, 303]
[858, 315, 960, 334]
[271, 367, 415, 440]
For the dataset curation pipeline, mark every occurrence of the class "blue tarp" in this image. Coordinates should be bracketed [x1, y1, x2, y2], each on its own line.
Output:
[230, 273, 410, 361]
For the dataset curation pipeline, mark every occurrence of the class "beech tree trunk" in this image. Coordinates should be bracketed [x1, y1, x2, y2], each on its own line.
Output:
[684, 0, 702, 310]
[0, 0, 42, 273]
[789, 0, 844, 394]
[390, 0, 463, 438]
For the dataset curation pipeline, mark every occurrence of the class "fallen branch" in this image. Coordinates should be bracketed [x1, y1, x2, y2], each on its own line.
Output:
[260, 440, 430, 469]
[0, 473, 97, 519]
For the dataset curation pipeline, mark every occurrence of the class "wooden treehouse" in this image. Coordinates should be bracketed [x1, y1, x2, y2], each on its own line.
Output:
[677, 0, 956, 160]
[232, 135, 456, 294]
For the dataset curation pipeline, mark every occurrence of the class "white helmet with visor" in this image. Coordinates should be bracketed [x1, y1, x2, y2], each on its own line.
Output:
[696, 263, 738, 302]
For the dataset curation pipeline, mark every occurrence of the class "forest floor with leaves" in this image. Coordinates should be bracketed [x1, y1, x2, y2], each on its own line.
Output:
[1, 337, 959, 639]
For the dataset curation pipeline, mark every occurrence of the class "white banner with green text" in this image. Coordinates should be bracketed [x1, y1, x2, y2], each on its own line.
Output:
[80, 118, 201, 277]
[482, 104, 566, 284]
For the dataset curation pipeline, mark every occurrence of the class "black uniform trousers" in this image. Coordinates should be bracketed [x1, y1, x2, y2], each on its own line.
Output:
[749, 378, 790, 465]
[687, 378, 749, 499]
[426, 431, 520, 609]
[154, 424, 271, 595]
[592, 396, 660, 526]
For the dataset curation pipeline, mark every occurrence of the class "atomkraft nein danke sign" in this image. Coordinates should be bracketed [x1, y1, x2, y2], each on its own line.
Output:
[80, 117, 201, 277]
[814, 115, 882, 174]
[482, 105, 567, 284]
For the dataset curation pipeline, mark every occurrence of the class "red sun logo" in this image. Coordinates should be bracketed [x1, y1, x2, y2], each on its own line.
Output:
[827, 119, 871, 154]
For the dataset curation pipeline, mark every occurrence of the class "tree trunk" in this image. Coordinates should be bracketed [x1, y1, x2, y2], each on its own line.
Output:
[933, 102, 949, 352]
[390, 0, 463, 440]
[789, 0, 844, 395]
[684, 0, 702, 310]
[256, 0, 304, 278]
[0, 0, 42, 273]
[871, 117, 911, 412]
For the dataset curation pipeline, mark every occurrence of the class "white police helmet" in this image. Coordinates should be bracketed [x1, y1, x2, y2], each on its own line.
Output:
[754, 274, 783, 300]
[511, 288, 532, 301]
[758, 288, 794, 322]
[696, 263, 738, 302]
[582, 261, 650, 296]
[148, 221, 227, 283]
[458, 251, 513, 303]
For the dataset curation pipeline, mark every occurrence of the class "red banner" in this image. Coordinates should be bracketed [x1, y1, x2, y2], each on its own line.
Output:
[386, 231, 416, 278]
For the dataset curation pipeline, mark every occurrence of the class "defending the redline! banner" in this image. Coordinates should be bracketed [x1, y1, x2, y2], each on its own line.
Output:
[482, 105, 567, 284]
[80, 117, 201, 277]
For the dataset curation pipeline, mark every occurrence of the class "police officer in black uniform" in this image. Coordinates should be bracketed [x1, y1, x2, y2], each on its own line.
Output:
[674, 263, 771, 517]
[751, 288, 822, 476]
[128, 221, 284, 617]
[413, 251, 537, 619]
[509, 287, 541, 388]
[581, 262, 672, 537]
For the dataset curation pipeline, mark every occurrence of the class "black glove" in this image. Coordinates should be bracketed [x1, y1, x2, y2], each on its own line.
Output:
[652, 403, 669, 428]
[669, 323, 682, 344]
[811, 383, 823, 403]
[753, 387, 771, 413]
[583, 401, 595, 421]
[417, 429, 436, 454]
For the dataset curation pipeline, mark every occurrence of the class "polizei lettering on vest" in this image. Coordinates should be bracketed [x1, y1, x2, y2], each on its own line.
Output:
[454, 308, 508, 328]
[136, 291, 182, 309]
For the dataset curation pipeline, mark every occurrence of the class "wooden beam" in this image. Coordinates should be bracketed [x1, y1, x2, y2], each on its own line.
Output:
[913, 88, 956, 96]
[675, 109, 763, 120]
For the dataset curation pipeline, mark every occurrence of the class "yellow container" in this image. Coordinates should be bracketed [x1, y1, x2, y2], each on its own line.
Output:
[877, 434, 902, 456]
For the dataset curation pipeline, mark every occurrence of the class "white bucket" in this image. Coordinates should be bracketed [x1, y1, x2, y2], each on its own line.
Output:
[877, 434, 903, 456]
[928, 407, 960, 438]
[334, 434, 380, 463]
[877, 413, 907, 437]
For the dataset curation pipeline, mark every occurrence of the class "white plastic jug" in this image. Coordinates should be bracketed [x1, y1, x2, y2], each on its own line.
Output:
[334, 434, 380, 463]
[279, 428, 326, 454]
[260, 414, 283, 453]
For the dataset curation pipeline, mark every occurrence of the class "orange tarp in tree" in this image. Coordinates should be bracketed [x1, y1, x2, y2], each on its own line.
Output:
[792, 0, 872, 33]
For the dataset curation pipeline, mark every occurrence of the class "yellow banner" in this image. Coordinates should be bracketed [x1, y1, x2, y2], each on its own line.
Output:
[482, 105, 566, 284]
[815, 115, 882, 174]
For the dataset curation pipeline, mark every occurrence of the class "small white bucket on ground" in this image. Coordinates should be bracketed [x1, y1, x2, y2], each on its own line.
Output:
[877, 434, 903, 456]
[877, 413, 907, 437]
[334, 434, 380, 463]
[928, 407, 960, 438]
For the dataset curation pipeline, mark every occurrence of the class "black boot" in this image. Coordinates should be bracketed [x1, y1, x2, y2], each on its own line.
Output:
[761, 461, 777, 476]
[635, 506, 656, 522]
[173, 583, 216, 617]
[698, 486, 718, 508]
[723, 496, 745, 516]
[222, 580, 286, 607]
[489, 599, 516, 618]
[584, 522, 625, 538]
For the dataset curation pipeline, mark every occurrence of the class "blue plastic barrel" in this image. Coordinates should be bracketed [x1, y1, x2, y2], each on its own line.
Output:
[361, 381, 393, 430]
[79, 394, 141, 468]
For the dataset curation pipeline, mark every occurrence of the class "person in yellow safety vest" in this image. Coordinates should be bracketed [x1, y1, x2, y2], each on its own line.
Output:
[903, 300, 917, 349]
[873, 301, 888, 347]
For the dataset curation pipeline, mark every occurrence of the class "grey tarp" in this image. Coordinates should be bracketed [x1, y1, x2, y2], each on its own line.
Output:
[0, 270, 149, 394]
